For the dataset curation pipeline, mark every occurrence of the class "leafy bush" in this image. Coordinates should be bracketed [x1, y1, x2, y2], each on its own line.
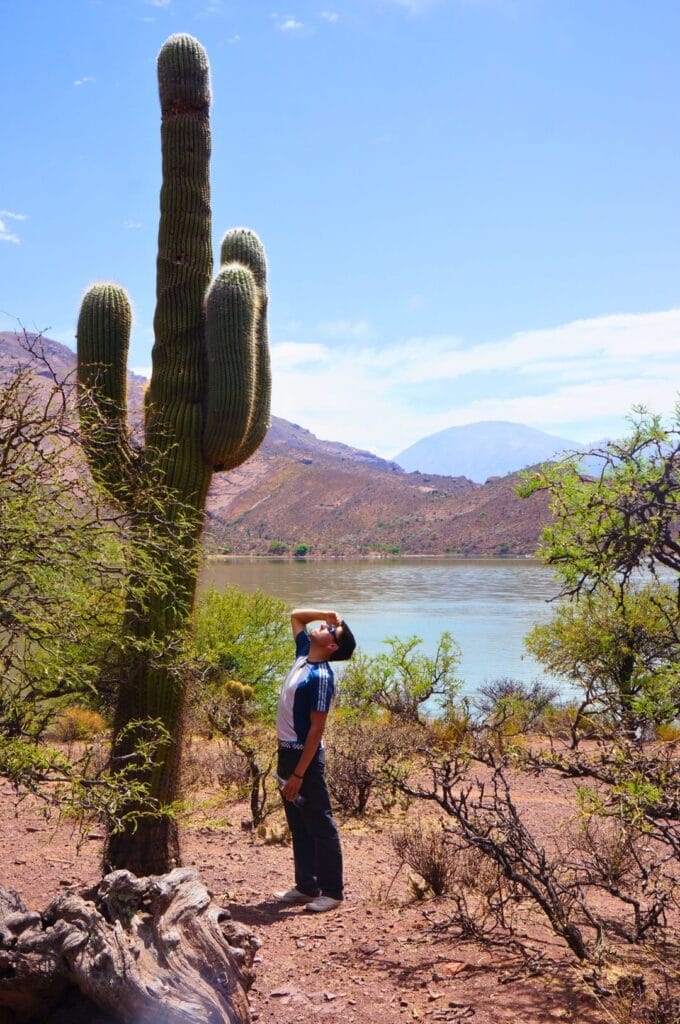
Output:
[521, 408, 680, 743]
[526, 585, 680, 740]
[338, 633, 462, 725]
[475, 677, 559, 734]
[192, 587, 290, 722]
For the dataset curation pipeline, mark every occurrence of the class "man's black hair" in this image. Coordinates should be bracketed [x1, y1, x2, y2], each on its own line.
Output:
[328, 620, 356, 662]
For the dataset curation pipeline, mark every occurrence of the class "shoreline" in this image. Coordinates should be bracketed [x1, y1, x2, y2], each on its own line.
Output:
[205, 552, 541, 563]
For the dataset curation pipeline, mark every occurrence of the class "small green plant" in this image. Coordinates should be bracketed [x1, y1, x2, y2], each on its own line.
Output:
[294, 543, 309, 557]
[268, 540, 288, 555]
[192, 586, 290, 720]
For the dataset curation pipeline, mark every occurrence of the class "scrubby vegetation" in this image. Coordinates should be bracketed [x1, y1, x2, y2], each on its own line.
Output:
[1, 348, 678, 1022]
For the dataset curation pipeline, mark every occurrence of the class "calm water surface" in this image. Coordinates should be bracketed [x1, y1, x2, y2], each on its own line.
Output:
[200, 558, 571, 696]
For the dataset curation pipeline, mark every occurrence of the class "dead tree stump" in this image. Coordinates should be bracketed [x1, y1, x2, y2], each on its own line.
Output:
[0, 868, 258, 1024]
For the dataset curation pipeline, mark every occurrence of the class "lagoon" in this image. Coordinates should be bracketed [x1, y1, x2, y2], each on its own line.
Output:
[200, 558, 571, 697]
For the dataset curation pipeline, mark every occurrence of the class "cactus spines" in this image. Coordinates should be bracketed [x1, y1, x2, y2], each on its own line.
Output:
[224, 679, 254, 703]
[75, 35, 270, 874]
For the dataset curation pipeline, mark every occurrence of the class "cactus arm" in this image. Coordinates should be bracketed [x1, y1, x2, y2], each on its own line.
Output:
[202, 264, 260, 471]
[209, 228, 271, 470]
[76, 282, 135, 497]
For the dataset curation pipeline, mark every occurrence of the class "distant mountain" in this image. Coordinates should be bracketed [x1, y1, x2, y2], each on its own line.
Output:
[0, 334, 552, 557]
[394, 421, 583, 483]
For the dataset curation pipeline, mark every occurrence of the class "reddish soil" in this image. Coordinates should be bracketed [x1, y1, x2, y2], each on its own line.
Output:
[4, 759, 674, 1024]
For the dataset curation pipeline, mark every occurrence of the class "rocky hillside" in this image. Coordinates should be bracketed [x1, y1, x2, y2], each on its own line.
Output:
[1, 332, 551, 557]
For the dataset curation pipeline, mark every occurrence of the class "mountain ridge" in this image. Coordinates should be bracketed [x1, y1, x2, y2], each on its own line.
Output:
[0, 332, 551, 557]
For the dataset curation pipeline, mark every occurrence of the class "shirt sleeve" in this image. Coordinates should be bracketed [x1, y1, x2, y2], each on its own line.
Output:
[308, 664, 334, 713]
[295, 629, 311, 658]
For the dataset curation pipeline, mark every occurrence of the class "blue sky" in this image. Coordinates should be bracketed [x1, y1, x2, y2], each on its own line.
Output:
[2, 0, 679, 457]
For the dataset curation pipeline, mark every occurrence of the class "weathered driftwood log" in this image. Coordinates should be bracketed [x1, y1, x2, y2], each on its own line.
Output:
[0, 868, 257, 1024]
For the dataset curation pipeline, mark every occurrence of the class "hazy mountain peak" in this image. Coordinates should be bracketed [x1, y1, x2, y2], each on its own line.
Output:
[394, 421, 582, 483]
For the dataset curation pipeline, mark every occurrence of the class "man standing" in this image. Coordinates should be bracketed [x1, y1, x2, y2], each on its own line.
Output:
[274, 607, 356, 913]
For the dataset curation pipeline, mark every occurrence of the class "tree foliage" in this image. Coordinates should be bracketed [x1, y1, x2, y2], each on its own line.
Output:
[0, 334, 180, 831]
[521, 407, 679, 737]
[338, 632, 462, 724]
[527, 583, 679, 737]
[392, 411, 680, 971]
[191, 586, 290, 721]
[519, 405, 679, 595]
[0, 341, 124, 741]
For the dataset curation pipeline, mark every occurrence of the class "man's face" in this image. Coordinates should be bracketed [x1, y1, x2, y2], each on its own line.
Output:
[311, 622, 341, 653]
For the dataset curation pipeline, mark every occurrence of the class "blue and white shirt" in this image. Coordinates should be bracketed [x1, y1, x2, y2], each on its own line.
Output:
[275, 630, 335, 748]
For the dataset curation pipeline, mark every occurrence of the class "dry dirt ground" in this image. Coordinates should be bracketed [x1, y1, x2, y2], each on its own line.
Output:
[0, 766, 675, 1024]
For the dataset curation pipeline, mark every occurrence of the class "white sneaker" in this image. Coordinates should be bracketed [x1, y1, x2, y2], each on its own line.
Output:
[304, 895, 343, 913]
[274, 887, 318, 904]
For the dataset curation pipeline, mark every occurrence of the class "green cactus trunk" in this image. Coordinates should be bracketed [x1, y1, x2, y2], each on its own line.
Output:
[76, 35, 270, 874]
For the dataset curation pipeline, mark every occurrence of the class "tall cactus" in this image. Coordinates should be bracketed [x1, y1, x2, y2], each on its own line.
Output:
[76, 35, 270, 873]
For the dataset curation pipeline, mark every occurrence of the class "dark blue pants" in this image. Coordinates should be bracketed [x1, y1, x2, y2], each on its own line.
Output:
[277, 747, 344, 901]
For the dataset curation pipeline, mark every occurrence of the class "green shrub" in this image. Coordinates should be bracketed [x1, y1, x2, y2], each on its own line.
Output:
[338, 633, 462, 725]
[192, 587, 290, 722]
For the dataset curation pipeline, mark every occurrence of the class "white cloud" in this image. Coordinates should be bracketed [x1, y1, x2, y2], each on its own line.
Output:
[0, 210, 27, 244]
[227, 34, 241, 44]
[434, 377, 680, 438]
[319, 10, 339, 21]
[391, 310, 680, 384]
[272, 341, 330, 369]
[73, 76, 95, 87]
[131, 366, 152, 379]
[268, 309, 680, 456]
[124, 219, 142, 230]
[278, 16, 305, 31]
[145, 0, 171, 7]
